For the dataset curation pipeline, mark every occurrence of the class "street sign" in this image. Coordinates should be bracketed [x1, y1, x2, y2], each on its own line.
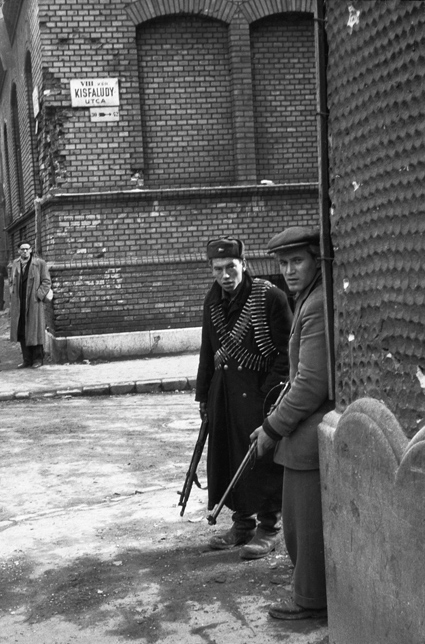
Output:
[70, 78, 119, 107]
[90, 108, 120, 122]
[32, 86, 40, 117]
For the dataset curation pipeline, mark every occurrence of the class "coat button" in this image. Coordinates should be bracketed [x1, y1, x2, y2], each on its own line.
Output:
[237, 365, 243, 371]
[242, 393, 247, 397]
[223, 364, 229, 370]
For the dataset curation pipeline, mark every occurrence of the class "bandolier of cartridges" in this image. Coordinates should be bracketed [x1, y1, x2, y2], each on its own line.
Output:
[211, 279, 278, 372]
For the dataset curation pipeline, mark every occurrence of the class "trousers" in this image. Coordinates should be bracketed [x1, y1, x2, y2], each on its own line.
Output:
[19, 339, 44, 366]
[232, 509, 281, 534]
[282, 467, 327, 609]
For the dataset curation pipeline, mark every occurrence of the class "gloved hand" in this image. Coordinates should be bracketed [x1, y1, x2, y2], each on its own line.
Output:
[199, 402, 207, 420]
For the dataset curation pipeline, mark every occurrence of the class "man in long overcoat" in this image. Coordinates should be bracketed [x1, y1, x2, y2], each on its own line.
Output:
[10, 241, 51, 368]
[196, 237, 293, 559]
[252, 226, 333, 619]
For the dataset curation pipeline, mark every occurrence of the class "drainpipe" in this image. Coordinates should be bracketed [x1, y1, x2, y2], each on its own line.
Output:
[315, 0, 335, 400]
[34, 196, 42, 256]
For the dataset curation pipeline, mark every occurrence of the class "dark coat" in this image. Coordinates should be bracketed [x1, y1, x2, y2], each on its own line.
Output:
[196, 273, 293, 513]
[10, 257, 51, 346]
[263, 272, 333, 470]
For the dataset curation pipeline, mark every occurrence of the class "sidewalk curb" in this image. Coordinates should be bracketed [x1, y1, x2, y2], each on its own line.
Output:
[0, 376, 197, 402]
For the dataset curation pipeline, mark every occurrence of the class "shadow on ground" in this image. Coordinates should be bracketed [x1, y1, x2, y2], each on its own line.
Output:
[1, 543, 328, 643]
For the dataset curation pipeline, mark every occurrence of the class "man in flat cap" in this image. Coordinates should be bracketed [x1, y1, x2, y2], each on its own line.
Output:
[251, 225, 333, 619]
[195, 237, 293, 559]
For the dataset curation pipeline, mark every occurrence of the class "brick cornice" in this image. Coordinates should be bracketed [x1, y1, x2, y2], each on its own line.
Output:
[47, 250, 278, 272]
[42, 183, 319, 206]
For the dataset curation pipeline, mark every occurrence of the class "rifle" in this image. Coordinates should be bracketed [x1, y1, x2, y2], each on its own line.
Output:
[206, 381, 291, 526]
[178, 414, 208, 517]
[207, 439, 258, 525]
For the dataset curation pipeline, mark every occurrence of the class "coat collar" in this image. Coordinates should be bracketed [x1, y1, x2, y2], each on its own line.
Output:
[291, 269, 323, 328]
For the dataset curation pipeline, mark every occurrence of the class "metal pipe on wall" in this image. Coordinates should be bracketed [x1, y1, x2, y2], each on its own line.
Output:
[314, 0, 335, 400]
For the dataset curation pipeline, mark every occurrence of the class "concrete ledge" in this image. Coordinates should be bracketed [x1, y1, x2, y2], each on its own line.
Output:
[45, 327, 202, 363]
[319, 399, 425, 644]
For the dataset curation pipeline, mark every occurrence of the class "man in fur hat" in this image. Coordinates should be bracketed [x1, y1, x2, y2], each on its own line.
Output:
[196, 237, 293, 559]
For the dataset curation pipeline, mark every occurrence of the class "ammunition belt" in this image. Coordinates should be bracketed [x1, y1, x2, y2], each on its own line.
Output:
[211, 279, 278, 371]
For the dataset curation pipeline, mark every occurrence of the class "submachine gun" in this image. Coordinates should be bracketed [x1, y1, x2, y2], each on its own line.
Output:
[178, 414, 209, 517]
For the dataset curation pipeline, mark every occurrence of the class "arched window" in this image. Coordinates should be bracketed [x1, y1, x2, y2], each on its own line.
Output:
[25, 52, 41, 197]
[2, 123, 13, 224]
[250, 13, 317, 184]
[137, 15, 234, 189]
[11, 83, 25, 213]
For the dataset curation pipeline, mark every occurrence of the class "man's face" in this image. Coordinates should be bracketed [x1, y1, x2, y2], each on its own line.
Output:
[211, 257, 245, 293]
[18, 244, 32, 260]
[277, 247, 318, 294]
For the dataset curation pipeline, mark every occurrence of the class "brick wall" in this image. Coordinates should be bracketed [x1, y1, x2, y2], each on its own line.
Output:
[251, 13, 317, 183]
[43, 184, 318, 337]
[35, 0, 144, 193]
[2, 0, 317, 204]
[138, 16, 235, 188]
[1, 0, 320, 348]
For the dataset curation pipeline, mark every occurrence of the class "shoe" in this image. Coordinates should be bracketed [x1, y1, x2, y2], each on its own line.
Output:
[18, 362, 31, 369]
[209, 524, 255, 550]
[269, 598, 327, 620]
[32, 361, 43, 369]
[239, 528, 279, 560]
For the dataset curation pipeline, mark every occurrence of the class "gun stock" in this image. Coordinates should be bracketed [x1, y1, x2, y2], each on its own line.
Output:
[178, 415, 208, 517]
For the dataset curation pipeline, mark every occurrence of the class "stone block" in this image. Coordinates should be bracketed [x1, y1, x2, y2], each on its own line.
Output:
[15, 392, 30, 399]
[56, 389, 83, 397]
[82, 384, 110, 396]
[135, 380, 162, 394]
[319, 398, 425, 644]
[161, 378, 189, 392]
[109, 382, 136, 396]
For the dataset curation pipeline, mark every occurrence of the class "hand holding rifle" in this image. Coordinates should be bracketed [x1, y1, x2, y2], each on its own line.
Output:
[249, 426, 277, 458]
[207, 380, 290, 524]
[207, 438, 258, 526]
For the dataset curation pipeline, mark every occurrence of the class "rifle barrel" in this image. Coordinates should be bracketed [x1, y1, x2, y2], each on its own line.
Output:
[207, 439, 257, 525]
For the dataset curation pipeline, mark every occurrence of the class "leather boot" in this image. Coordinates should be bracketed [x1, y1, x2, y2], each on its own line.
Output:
[239, 528, 280, 559]
[209, 523, 255, 550]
